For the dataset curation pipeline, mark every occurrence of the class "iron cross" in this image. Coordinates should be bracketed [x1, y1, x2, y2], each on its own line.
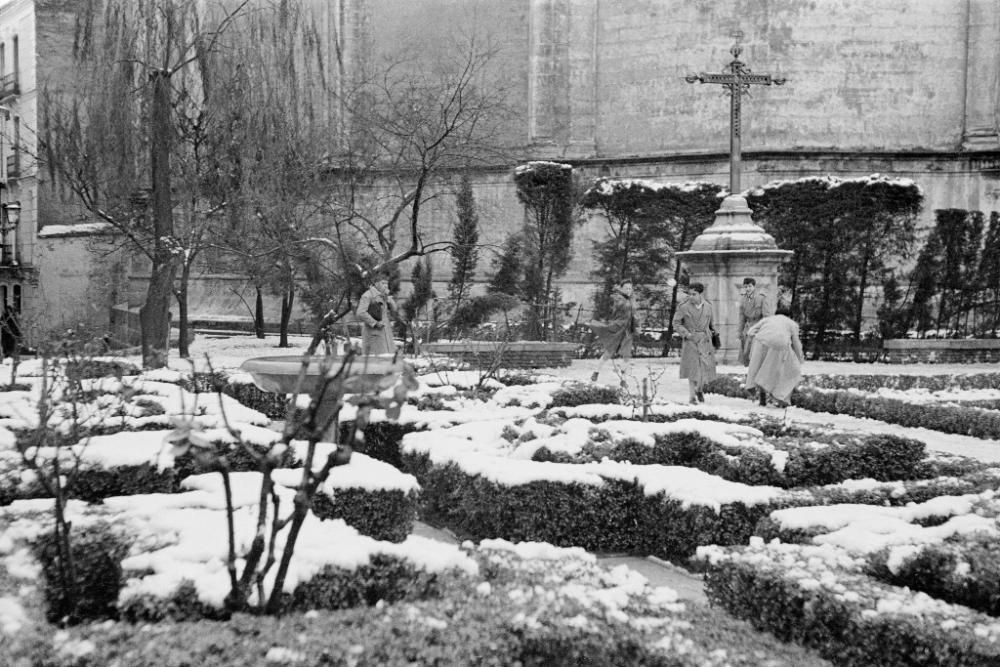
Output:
[686, 37, 786, 194]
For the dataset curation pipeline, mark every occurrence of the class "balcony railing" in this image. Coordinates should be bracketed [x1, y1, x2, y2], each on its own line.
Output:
[0, 72, 18, 99]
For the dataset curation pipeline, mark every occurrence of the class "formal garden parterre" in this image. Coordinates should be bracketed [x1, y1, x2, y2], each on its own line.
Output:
[0, 346, 999, 665]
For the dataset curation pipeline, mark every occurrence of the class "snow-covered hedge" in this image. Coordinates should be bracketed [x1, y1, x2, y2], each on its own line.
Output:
[5, 538, 833, 667]
[706, 375, 1000, 440]
[867, 532, 1000, 617]
[800, 371, 1000, 394]
[700, 540, 1000, 666]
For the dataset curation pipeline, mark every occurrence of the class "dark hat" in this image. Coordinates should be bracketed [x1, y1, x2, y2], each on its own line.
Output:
[742, 278, 756, 286]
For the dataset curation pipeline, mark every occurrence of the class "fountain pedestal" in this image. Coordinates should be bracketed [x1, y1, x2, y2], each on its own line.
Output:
[676, 195, 792, 365]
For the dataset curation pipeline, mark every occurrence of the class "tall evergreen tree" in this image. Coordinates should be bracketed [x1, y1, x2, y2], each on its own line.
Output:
[513, 161, 581, 340]
[447, 175, 480, 312]
[977, 211, 1000, 334]
[487, 234, 523, 297]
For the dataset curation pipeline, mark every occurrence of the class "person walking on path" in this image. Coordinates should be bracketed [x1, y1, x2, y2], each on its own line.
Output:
[589, 281, 638, 386]
[673, 282, 717, 404]
[744, 309, 805, 407]
[738, 278, 774, 366]
[356, 276, 397, 355]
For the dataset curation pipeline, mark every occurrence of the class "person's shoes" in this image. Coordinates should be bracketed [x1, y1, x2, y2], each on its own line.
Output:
[758, 390, 768, 407]
[620, 380, 628, 390]
[689, 398, 699, 405]
[590, 372, 599, 382]
[696, 391, 705, 403]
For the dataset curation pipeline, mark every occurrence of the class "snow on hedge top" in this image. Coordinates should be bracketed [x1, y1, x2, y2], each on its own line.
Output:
[402, 421, 788, 510]
[108, 491, 476, 608]
[514, 160, 572, 174]
[587, 178, 721, 196]
[697, 540, 1000, 643]
[747, 173, 920, 196]
[477, 538, 597, 563]
[284, 445, 419, 493]
[768, 490, 999, 553]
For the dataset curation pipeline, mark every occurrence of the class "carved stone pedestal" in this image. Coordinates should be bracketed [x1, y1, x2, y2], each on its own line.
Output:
[676, 194, 792, 365]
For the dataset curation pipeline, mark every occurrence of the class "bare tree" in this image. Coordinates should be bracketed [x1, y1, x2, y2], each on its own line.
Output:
[40, 0, 251, 368]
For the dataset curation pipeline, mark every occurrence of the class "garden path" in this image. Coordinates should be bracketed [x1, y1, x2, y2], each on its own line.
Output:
[557, 358, 1000, 463]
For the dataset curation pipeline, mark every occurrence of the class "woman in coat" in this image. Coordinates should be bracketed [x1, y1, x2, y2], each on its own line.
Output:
[356, 277, 397, 355]
[672, 282, 716, 404]
[589, 281, 637, 385]
[743, 310, 805, 406]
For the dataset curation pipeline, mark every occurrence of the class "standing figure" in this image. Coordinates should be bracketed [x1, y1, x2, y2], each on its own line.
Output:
[738, 278, 774, 366]
[744, 310, 805, 407]
[589, 281, 637, 386]
[356, 276, 397, 355]
[673, 282, 717, 404]
[0, 303, 20, 362]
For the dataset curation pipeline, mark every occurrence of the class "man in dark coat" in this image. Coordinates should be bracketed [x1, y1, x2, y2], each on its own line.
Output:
[738, 278, 774, 366]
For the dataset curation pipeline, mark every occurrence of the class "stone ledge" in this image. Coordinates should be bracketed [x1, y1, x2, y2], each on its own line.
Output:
[423, 341, 582, 368]
[883, 338, 1000, 364]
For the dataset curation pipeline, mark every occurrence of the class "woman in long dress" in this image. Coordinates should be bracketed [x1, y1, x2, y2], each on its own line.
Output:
[744, 310, 805, 406]
[672, 282, 717, 404]
[356, 277, 397, 355]
[589, 281, 637, 385]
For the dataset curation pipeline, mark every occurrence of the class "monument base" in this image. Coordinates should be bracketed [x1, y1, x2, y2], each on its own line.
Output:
[677, 195, 792, 365]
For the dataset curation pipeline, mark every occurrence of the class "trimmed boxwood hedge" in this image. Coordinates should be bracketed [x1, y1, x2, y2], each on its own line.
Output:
[1, 462, 175, 506]
[703, 556, 1000, 667]
[340, 421, 424, 469]
[118, 552, 453, 622]
[312, 488, 418, 543]
[705, 374, 1000, 440]
[34, 521, 133, 623]
[404, 452, 789, 562]
[800, 371, 1000, 394]
[555, 431, 930, 489]
[866, 534, 1000, 617]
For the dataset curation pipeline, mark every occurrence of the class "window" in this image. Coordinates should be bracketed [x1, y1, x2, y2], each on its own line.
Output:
[12, 36, 17, 81]
[0, 286, 6, 308]
[1, 43, 6, 74]
[12, 284, 20, 313]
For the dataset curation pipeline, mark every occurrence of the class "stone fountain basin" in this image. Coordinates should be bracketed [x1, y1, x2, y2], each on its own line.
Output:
[240, 355, 402, 395]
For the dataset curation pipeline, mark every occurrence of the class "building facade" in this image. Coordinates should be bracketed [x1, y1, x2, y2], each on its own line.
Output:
[11, 0, 1000, 336]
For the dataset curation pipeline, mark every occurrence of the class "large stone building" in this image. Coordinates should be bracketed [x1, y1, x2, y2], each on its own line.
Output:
[8, 0, 1000, 336]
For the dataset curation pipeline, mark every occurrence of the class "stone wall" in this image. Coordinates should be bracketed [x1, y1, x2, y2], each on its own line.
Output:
[423, 340, 582, 368]
[883, 339, 1000, 364]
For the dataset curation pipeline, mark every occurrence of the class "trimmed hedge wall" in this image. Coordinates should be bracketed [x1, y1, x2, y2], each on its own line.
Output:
[704, 556, 1000, 666]
[1, 462, 175, 506]
[312, 488, 418, 543]
[404, 453, 787, 562]
[866, 534, 1000, 617]
[706, 374, 1000, 440]
[550, 431, 931, 489]
[119, 553, 452, 622]
[800, 371, 1000, 393]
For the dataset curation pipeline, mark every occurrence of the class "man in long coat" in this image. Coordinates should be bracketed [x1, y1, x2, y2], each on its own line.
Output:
[744, 311, 805, 406]
[589, 281, 637, 386]
[356, 277, 397, 355]
[738, 278, 774, 366]
[672, 282, 716, 404]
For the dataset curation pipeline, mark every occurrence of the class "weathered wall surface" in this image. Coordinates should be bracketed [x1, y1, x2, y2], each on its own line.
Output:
[34, 230, 126, 338]
[591, 0, 969, 156]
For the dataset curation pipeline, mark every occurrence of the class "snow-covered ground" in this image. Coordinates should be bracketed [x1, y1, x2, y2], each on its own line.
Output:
[1, 334, 999, 648]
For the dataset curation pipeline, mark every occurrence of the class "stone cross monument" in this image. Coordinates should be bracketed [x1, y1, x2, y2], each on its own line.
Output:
[677, 36, 792, 364]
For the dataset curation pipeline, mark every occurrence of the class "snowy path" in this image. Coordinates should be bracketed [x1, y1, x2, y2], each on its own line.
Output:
[550, 358, 1000, 464]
